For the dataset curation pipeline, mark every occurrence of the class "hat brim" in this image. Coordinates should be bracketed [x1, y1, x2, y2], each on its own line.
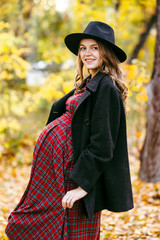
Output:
[65, 33, 127, 63]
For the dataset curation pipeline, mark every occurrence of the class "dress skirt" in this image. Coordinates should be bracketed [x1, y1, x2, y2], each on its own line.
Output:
[5, 86, 101, 240]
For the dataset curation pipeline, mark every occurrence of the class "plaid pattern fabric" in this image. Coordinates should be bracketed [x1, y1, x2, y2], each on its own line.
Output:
[5, 78, 101, 239]
[65, 164, 101, 239]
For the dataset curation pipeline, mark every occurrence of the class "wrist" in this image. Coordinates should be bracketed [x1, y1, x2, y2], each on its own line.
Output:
[78, 186, 87, 193]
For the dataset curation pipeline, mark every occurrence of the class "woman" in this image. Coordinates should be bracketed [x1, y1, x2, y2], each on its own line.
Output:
[5, 21, 133, 239]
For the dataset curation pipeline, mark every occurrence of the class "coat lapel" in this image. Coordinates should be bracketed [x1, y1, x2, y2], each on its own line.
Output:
[86, 71, 106, 93]
[74, 89, 91, 113]
[74, 71, 107, 114]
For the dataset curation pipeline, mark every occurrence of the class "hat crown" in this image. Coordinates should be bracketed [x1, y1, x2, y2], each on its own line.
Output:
[64, 21, 127, 62]
[83, 21, 115, 44]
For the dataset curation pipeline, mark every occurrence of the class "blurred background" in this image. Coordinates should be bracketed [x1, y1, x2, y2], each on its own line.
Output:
[0, 0, 160, 239]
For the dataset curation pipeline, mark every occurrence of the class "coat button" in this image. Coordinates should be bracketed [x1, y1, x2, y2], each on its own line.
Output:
[85, 119, 90, 125]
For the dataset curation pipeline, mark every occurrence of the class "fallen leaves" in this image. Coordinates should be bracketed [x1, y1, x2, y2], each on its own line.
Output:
[0, 165, 30, 240]
[100, 154, 160, 239]
[0, 154, 160, 240]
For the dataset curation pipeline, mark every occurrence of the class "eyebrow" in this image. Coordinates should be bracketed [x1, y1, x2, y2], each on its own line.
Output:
[80, 43, 98, 46]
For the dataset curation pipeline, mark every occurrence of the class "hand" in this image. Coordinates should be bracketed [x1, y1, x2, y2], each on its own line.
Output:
[62, 186, 88, 209]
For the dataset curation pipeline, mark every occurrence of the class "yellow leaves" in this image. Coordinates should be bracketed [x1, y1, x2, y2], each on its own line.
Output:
[0, 0, 18, 18]
[136, 131, 142, 138]
[151, 228, 160, 236]
[0, 21, 29, 83]
[2, 207, 9, 212]
[124, 215, 131, 224]
[0, 162, 31, 239]
[63, 80, 74, 93]
[0, 118, 20, 133]
[0, 32, 16, 54]
[127, 69, 136, 80]
[0, 234, 8, 240]
[0, 1, 158, 239]
[136, 93, 148, 103]
[125, 61, 149, 84]
[125, 62, 149, 153]
[0, 71, 12, 81]
[11, 169, 17, 178]
[100, 155, 160, 239]
[0, 21, 10, 30]
[38, 73, 64, 101]
[137, 75, 149, 84]
[124, 61, 149, 106]
[135, 86, 148, 103]
[71, 0, 107, 32]
[138, 0, 156, 14]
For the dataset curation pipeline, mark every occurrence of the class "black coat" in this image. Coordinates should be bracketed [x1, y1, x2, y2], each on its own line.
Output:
[46, 71, 134, 219]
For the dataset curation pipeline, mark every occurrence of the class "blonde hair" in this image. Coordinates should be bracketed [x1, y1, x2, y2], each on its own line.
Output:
[74, 40, 128, 112]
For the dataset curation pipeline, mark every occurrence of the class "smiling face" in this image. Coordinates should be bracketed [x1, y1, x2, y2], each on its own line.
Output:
[79, 39, 102, 77]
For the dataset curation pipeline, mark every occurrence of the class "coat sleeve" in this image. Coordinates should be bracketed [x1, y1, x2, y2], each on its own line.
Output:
[70, 82, 121, 193]
[46, 102, 57, 125]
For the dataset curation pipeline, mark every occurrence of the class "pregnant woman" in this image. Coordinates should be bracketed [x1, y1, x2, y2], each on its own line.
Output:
[5, 21, 133, 240]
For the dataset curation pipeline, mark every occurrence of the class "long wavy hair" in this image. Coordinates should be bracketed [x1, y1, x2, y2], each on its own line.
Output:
[74, 40, 128, 112]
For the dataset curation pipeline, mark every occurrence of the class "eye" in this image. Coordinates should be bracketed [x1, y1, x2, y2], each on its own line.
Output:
[79, 46, 86, 51]
[93, 46, 98, 50]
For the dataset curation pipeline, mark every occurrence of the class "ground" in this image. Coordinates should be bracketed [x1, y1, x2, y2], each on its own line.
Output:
[0, 154, 160, 240]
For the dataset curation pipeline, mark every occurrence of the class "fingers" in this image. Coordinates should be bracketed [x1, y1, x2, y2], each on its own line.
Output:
[69, 198, 75, 209]
[66, 197, 75, 209]
[62, 187, 88, 210]
[62, 193, 76, 209]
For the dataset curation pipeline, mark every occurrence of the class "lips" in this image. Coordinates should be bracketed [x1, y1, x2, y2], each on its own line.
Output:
[85, 58, 95, 63]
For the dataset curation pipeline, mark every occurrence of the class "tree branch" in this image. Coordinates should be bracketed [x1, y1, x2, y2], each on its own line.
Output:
[128, 12, 157, 64]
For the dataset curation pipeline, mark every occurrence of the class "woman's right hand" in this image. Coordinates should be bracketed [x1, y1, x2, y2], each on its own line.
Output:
[62, 186, 87, 209]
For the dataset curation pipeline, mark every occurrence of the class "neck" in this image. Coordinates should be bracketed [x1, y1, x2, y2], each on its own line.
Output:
[90, 69, 99, 79]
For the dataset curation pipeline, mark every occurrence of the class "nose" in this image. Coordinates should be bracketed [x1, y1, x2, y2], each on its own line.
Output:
[85, 48, 91, 55]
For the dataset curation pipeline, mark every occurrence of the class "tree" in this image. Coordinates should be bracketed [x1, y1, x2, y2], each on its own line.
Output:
[139, 0, 160, 182]
[127, 12, 156, 64]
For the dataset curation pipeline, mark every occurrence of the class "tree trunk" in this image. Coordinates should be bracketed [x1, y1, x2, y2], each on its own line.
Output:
[128, 12, 156, 64]
[139, 0, 160, 182]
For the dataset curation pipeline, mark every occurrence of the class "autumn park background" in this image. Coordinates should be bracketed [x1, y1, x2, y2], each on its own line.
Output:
[0, 0, 160, 239]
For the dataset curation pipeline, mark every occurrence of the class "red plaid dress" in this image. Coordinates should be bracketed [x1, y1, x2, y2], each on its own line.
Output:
[5, 78, 101, 240]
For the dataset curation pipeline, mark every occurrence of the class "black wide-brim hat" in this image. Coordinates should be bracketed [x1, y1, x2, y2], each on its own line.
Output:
[65, 21, 127, 63]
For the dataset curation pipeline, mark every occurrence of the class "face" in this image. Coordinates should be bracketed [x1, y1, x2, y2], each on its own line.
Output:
[79, 39, 101, 77]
